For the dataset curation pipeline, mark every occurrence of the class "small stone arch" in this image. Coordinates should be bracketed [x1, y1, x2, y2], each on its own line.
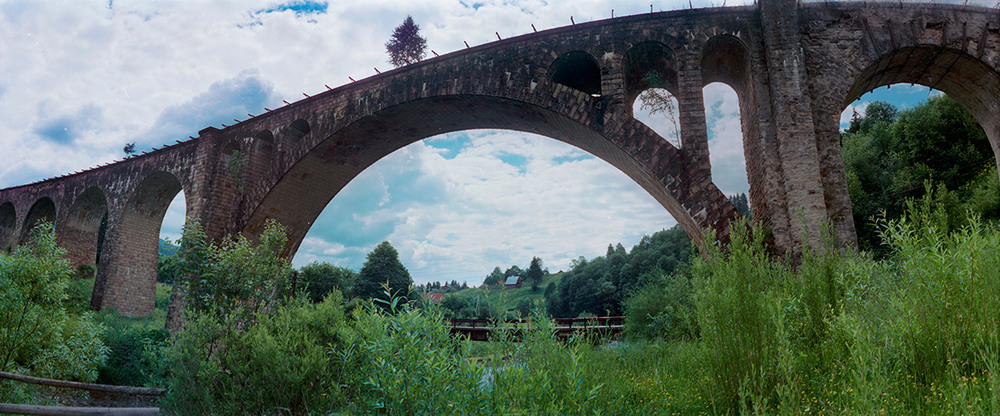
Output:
[19, 197, 56, 244]
[0, 202, 15, 249]
[701, 34, 752, 92]
[249, 130, 276, 181]
[290, 119, 311, 141]
[622, 41, 678, 107]
[547, 50, 602, 96]
[253, 130, 275, 150]
[92, 171, 183, 316]
[59, 187, 109, 268]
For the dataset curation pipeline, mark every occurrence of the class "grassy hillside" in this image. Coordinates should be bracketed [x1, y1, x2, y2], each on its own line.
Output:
[438, 272, 564, 318]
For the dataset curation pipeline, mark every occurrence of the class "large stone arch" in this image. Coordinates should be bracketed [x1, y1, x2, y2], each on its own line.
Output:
[241, 94, 733, 258]
[92, 171, 183, 316]
[700, 34, 772, 230]
[19, 197, 56, 244]
[58, 187, 108, 268]
[844, 46, 1000, 178]
[0, 202, 15, 250]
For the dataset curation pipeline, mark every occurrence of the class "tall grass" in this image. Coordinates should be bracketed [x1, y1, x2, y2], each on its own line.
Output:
[139, 196, 1000, 415]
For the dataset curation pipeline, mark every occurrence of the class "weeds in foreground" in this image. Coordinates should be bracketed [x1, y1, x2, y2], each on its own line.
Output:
[104, 195, 1000, 414]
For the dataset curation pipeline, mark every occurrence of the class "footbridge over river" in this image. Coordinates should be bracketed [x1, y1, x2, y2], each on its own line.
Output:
[2, 0, 1000, 318]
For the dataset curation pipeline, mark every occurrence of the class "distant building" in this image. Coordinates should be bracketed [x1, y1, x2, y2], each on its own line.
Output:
[422, 292, 445, 304]
[504, 275, 522, 289]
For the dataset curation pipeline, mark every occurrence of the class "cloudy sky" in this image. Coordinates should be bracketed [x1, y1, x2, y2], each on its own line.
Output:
[0, 0, 944, 285]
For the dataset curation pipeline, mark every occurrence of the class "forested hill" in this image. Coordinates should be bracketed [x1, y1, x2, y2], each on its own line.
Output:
[158, 239, 177, 257]
[545, 225, 693, 318]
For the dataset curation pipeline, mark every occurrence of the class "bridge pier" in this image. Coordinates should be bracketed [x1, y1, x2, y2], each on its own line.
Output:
[751, 0, 855, 257]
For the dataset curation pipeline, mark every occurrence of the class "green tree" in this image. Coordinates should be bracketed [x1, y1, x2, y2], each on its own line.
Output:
[637, 70, 680, 142]
[181, 220, 294, 325]
[841, 95, 995, 252]
[385, 16, 427, 67]
[526, 256, 544, 291]
[0, 222, 108, 388]
[298, 262, 356, 302]
[548, 226, 693, 318]
[354, 241, 413, 305]
[728, 193, 750, 218]
[123, 142, 136, 157]
[503, 265, 523, 280]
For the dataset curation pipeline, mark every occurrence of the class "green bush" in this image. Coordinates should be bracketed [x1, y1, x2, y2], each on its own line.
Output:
[96, 316, 168, 387]
[0, 222, 109, 403]
[624, 268, 697, 342]
[342, 301, 486, 414]
[162, 293, 349, 415]
[882, 191, 1000, 388]
[298, 261, 355, 302]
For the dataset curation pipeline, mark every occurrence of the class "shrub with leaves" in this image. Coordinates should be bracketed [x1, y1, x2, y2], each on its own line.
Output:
[0, 222, 109, 400]
[343, 297, 486, 414]
[624, 268, 698, 342]
[881, 188, 1000, 387]
[691, 219, 796, 411]
[183, 219, 293, 327]
[162, 293, 349, 415]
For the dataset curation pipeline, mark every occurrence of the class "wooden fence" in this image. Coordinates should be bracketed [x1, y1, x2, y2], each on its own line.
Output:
[446, 316, 625, 341]
[0, 371, 163, 416]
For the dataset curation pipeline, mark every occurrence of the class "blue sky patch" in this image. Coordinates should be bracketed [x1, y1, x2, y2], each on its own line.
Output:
[553, 153, 592, 164]
[498, 152, 528, 170]
[843, 85, 941, 129]
[855, 84, 938, 110]
[34, 116, 75, 144]
[32, 104, 103, 145]
[459, 1, 485, 10]
[257, 1, 328, 17]
[425, 134, 470, 159]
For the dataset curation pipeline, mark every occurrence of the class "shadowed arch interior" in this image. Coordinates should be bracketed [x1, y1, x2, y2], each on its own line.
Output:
[290, 119, 311, 141]
[622, 41, 678, 108]
[19, 197, 56, 244]
[844, 45, 1000, 184]
[249, 130, 276, 182]
[242, 95, 701, 258]
[91, 171, 183, 316]
[59, 187, 108, 268]
[0, 202, 14, 249]
[547, 51, 602, 96]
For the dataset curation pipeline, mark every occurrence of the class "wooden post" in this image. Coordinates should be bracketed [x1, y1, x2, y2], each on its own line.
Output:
[0, 371, 166, 396]
[0, 404, 160, 416]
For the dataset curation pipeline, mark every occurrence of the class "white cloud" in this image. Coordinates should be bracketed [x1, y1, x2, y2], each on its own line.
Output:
[841, 101, 869, 129]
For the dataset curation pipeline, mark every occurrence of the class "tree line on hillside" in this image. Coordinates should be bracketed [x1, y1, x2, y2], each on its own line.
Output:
[546, 226, 693, 318]
[415, 280, 469, 293]
[159, 240, 412, 310]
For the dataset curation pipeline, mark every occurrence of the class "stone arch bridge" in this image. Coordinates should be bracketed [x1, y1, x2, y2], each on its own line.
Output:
[2, 0, 999, 317]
